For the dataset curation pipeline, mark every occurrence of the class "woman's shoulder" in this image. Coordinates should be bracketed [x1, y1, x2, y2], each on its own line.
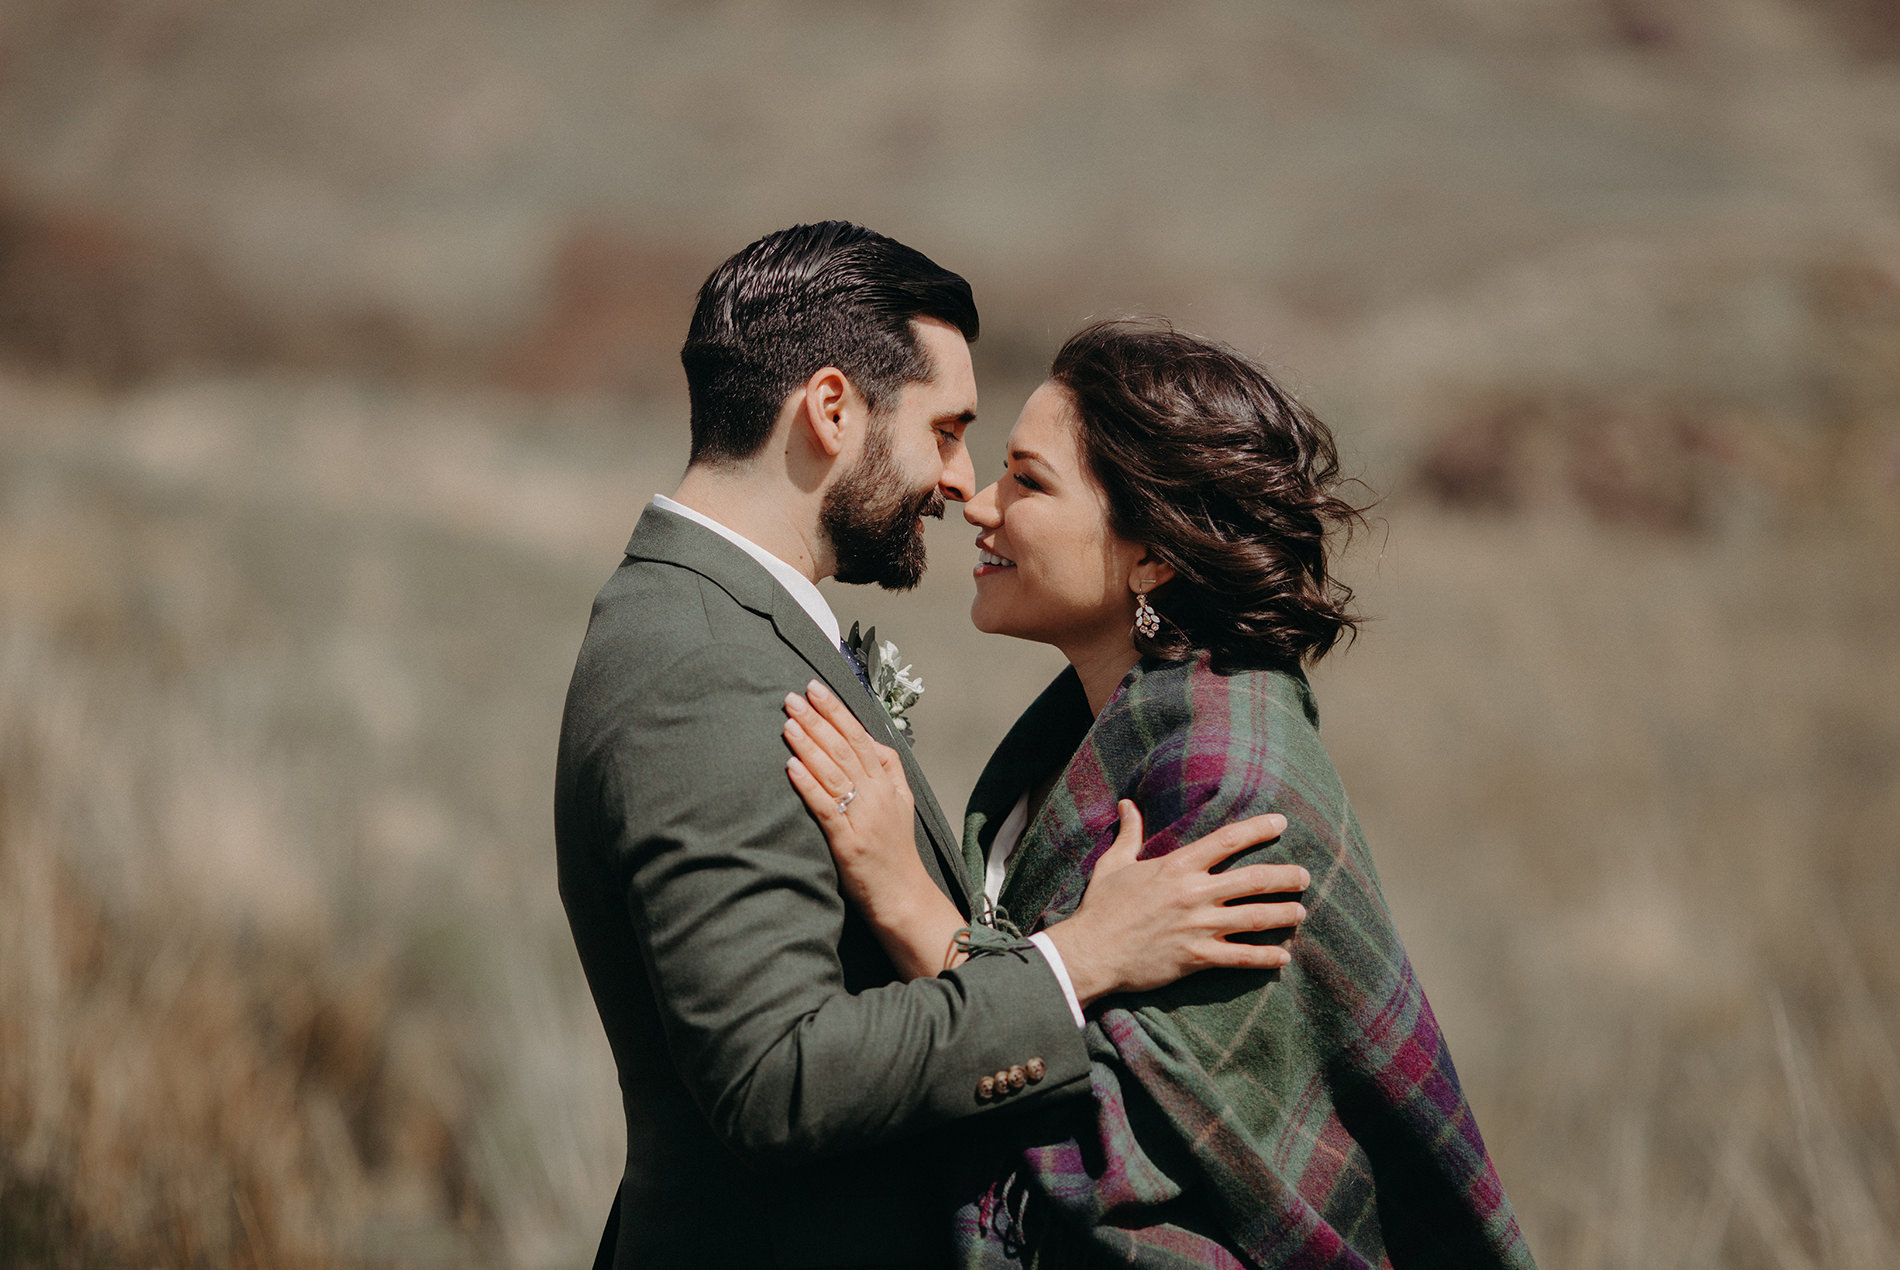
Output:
[1078, 656, 1349, 858]
[1112, 654, 1320, 743]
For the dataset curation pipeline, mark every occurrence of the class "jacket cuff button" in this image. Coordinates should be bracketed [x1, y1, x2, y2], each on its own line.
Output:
[976, 1075, 996, 1102]
[1025, 1057, 1046, 1083]
[993, 1069, 1012, 1096]
[1006, 1064, 1027, 1092]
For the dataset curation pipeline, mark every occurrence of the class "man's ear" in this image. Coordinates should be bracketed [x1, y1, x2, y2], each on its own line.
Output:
[798, 366, 854, 458]
[1128, 553, 1176, 595]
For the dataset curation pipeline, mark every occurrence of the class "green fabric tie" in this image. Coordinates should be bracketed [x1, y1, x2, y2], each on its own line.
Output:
[952, 899, 1028, 960]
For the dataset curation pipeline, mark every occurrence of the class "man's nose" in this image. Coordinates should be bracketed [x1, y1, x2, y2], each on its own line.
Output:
[939, 442, 975, 504]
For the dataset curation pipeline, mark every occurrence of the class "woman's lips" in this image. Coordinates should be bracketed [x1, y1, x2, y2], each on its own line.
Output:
[974, 545, 1016, 577]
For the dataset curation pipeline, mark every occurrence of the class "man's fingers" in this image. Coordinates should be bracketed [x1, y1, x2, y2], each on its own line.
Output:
[1178, 813, 1287, 870]
[1196, 938, 1293, 972]
[1215, 899, 1307, 936]
[1211, 861, 1311, 902]
[804, 681, 891, 774]
[1097, 800, 1144, 871]
[782, 717, 853, 797]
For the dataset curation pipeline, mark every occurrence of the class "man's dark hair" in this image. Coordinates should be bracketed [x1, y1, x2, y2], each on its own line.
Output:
[1052, 318, 1371, 672]
[680, 221, 979, 465]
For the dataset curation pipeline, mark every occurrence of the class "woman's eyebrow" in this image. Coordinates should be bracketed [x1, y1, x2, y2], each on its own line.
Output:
[1008, 447, 1048, 466]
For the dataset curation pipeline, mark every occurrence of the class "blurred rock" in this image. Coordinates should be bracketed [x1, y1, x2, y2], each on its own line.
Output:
[0, 187, 475, 389]
[492, 227, 710, 395]
[0, 190, 263, 384]
[1416, 397, 1718, 530]
[1396, 242, 1900, 529]
[1802, 0, 1900, 58]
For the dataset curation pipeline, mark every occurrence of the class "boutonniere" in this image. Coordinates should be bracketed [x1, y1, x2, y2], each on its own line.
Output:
[844, 621, 925, 740]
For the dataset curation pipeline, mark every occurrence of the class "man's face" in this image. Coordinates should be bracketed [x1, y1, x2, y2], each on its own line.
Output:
[822, 319, 976, 590]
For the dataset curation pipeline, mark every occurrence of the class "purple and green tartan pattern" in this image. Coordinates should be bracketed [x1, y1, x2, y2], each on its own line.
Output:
[955, 657, 1535, 1269]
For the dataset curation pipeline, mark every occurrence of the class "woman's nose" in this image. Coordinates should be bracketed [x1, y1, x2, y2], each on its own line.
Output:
[964, 480, 1001, 527]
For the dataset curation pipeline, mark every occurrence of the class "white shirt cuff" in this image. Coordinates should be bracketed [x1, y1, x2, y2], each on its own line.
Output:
[1027, 931, 1086, 1028]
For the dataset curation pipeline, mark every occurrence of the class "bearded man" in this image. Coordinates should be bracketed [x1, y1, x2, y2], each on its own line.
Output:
[555, 222, 1305, 1269]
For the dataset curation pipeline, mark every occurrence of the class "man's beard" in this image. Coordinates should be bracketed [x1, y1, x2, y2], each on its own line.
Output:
[821, 421, 945, 592]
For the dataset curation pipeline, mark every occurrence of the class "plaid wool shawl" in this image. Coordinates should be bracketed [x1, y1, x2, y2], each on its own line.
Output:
[954, 656, 1535, 1270]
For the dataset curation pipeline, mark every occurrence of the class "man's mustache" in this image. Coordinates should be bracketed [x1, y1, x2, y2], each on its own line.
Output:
[915, 490, 946, 521]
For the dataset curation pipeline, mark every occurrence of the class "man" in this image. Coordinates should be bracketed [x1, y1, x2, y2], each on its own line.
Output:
[556, 222, 1305, 1269]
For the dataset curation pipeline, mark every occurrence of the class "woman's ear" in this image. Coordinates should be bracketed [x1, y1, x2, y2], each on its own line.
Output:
[1129, 553, 1176, 594]
[798, 366, 853, 457]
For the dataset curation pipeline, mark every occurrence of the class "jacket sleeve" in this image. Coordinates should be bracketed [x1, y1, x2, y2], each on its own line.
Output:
[592, 645, 1090, 1166]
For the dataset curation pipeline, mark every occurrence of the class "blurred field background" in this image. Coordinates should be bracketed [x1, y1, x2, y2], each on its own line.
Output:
[2, 1, 1897, 1266]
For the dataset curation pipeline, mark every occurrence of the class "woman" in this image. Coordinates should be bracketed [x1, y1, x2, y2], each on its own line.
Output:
[781, 320, 1534, 1269]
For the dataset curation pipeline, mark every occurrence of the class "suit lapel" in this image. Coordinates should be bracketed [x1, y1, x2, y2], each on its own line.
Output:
[625, 506, 973, 915]
[762, 592, 972, 915]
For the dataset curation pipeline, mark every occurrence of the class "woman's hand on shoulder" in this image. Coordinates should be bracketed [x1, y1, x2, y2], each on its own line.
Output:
[783, 681, 960, 978]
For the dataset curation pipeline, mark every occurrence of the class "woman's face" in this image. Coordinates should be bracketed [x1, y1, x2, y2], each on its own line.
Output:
[964, 383, 1150, 653]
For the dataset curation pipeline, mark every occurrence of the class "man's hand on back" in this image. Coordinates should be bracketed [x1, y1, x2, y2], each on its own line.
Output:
[1044, 801, 1308, 1010]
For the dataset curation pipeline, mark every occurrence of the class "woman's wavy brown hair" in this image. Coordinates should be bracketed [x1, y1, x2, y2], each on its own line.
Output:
[1050, 319, 1370, 672]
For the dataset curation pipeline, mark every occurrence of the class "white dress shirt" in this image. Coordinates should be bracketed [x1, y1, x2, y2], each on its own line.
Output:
[982, 792, 1082, 1024]
[983, 793, 1032, 907]
[653, 494, 840, 644]
[647, 495, 1085, 1027]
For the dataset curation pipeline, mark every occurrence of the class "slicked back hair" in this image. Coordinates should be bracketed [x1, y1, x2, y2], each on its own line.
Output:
[681, 222, 980, 466]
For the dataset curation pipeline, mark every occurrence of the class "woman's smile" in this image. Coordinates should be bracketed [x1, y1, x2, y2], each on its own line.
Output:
[962, 382, 1152, 660]
[973, 543, 1016, 575]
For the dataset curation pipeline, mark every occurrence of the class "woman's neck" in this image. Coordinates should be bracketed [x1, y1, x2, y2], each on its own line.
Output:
[1063, 638, 1142, 717]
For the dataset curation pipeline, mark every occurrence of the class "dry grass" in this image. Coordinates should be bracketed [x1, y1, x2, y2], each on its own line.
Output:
[0, 356, 1895, 1267]
[0, 3, 1896, 1264]
[0, 374, 642, 1266]
[1306, 509, 1900, 1269]
[0, 611, 486, 1267]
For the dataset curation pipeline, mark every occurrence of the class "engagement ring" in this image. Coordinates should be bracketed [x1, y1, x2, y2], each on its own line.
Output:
[837, 785, 858, 816]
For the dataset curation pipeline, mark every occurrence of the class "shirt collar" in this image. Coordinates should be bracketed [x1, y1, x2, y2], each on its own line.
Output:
[650, 494, 842, 646]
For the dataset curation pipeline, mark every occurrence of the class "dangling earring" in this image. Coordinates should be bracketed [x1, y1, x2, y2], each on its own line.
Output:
[1133, 588, 1162, 638]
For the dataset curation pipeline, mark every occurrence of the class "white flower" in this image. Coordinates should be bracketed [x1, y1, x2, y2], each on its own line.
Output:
[845, 623, 926, 739]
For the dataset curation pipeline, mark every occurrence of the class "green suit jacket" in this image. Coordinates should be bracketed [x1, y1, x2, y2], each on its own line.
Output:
[556, 506, 1091, 1269]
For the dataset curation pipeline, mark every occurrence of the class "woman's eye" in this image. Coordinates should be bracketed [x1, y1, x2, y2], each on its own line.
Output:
[1012, 472, 1040, 491]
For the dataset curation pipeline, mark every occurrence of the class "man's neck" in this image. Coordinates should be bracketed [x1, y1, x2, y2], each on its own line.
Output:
[669, 466, 831, 582]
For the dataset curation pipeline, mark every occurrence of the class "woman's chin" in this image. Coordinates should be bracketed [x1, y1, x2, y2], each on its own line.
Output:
[968, 602, 1017, 639]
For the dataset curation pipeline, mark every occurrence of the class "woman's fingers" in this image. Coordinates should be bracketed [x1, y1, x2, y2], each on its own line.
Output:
[803, 680, 896, 775]
[785, 692, 867, 776]
[786, 688, 884, 786]
[782, 716, 854, 798]
[786, 756, 844, 829]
